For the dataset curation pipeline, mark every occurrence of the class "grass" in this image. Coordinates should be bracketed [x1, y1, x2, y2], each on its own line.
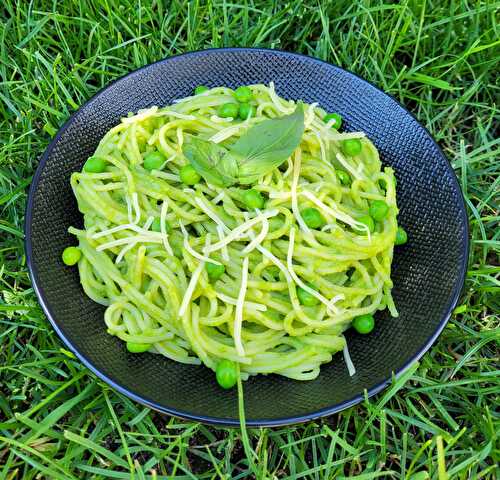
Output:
[0, 0, 498, 478]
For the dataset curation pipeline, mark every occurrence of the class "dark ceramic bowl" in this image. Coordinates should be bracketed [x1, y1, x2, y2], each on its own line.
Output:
[25, 48, 468, 426]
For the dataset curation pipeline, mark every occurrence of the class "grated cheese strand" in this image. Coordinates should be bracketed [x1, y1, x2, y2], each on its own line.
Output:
[179, 221, 222, 265]
[209, 125, 243, 143]
[246, 229, 294, 285]
[217, 225, 230, 261]
[195, 198, 229, 232]
[178, 236, 211, 318]
[234, 256, 249, 357]
[343, 343, 356, 376]
[151, 171, 181, 182]
[114, 217, 154, 264]
[97, 235, 163, 251]
[304, 102, 319, 128]
[268, 82, 294, 114]
[301, 190, 371, 241]
[212, 191, 225, 204]
[291, 149, 312, 235]
[287, 227, 340, 315]
[216, 293, 267, 312]
[336, 152, 364, 180]
[160, 111, 196, 120]
[131, 192, 141, 224]
[122, 107, 158, 124]
[242, 215, 269, 254]
[206, 209, 279, 254]
[160, 201, 174, 256]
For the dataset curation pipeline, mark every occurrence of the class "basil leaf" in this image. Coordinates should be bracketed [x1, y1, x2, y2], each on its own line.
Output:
[183, 137, 237, 187]
[227, 104, 305, 184]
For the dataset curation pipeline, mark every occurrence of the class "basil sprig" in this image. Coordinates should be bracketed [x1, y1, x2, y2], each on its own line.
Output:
[183, 104, 304, 187]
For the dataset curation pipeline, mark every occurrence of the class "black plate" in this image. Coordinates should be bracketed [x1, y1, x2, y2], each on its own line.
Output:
[25, 48, 468, 426]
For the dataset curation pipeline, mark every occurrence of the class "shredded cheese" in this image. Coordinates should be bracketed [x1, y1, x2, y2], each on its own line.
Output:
[242, 215, 269, 254]
[212, 191, 225, 204]
[217, 225, 230, 261]
[178, 236, 212, 318]
[343, 343, 356, 376]
[314, 130, 328, 165]
[327, 294, 344, 312]
[92, 223, 139, 239]
[178, 263, 204, 318]
[176, 127, 184, 148]
[269, 191, 292, 200]
[209, 125, 242, 143]
[268, 82, 294, 114]
[160, 111, 196, 120]
[216, 293, 267, 312]
[97, 235, 163, 251]
[179, 221, 222, 265]
[115, 240, 137, 264]
[246, 229, 293, 284]
[131, 192, 141, 224]
[121, 107, 158, 124]
[206, 209, 279, 254]
[234, 256, 249, 356]
[291, 150, 312, 235]
[126, 194, 133, 224]
[172, 90, 211, 104]
[210, 115, 234, 124]
[301, 190, 370, 240]
[194, 198, 231, 262]
[151, 171, 181, 182]
[195, 198, 229, 232]
[283, 156, 294, 179]
[287, 228, 340, 315]
[304, 102, 319, 128]
[336, 152, 364, 180]
[328, 131, 366, 141]
[160, 201, 174, 256]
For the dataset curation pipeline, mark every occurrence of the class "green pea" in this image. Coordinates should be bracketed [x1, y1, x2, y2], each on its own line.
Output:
[395, 226, 408, 245]
[369, 200, 389, 221]
[194, 85, 209, 95]
[342, 139, 362, 156]
[126, 342, 150, 353]
[143, 151, 165, 171]
[217, 103, 239, 118]
[62, 246, 81, 266]
[216, 359, 237, 389]
[336, 170, 351, 186]
[356, 215, 375, 235]
[234, 85, 253, 103]
[180, 164, 201, 185]
[206, 262, 225, 282]
[301, 207, 325, 229]
[352, 314, 375, 334]
[297, 286, 320, 306]
[243, 189, 265, 210]
[238, 102, 254, 120]
[151, 217, 172, 233]
[323, 112, 342, 130]
[83, 156, 107, 173]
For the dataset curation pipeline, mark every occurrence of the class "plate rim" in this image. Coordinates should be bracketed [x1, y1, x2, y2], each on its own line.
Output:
[24, 47, 470, 427]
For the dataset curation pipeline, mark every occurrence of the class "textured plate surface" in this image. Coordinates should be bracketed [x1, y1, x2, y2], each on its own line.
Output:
[25, 48, 468, 426]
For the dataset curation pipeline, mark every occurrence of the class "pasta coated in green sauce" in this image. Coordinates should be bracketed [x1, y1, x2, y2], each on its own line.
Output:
[68, 84, 399, 382]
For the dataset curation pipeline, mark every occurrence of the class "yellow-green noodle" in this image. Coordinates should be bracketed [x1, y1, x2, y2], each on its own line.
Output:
[69, 84, 398, 380]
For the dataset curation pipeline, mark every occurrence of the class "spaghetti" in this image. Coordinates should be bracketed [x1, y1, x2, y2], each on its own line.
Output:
[67, 84, 399, 382]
